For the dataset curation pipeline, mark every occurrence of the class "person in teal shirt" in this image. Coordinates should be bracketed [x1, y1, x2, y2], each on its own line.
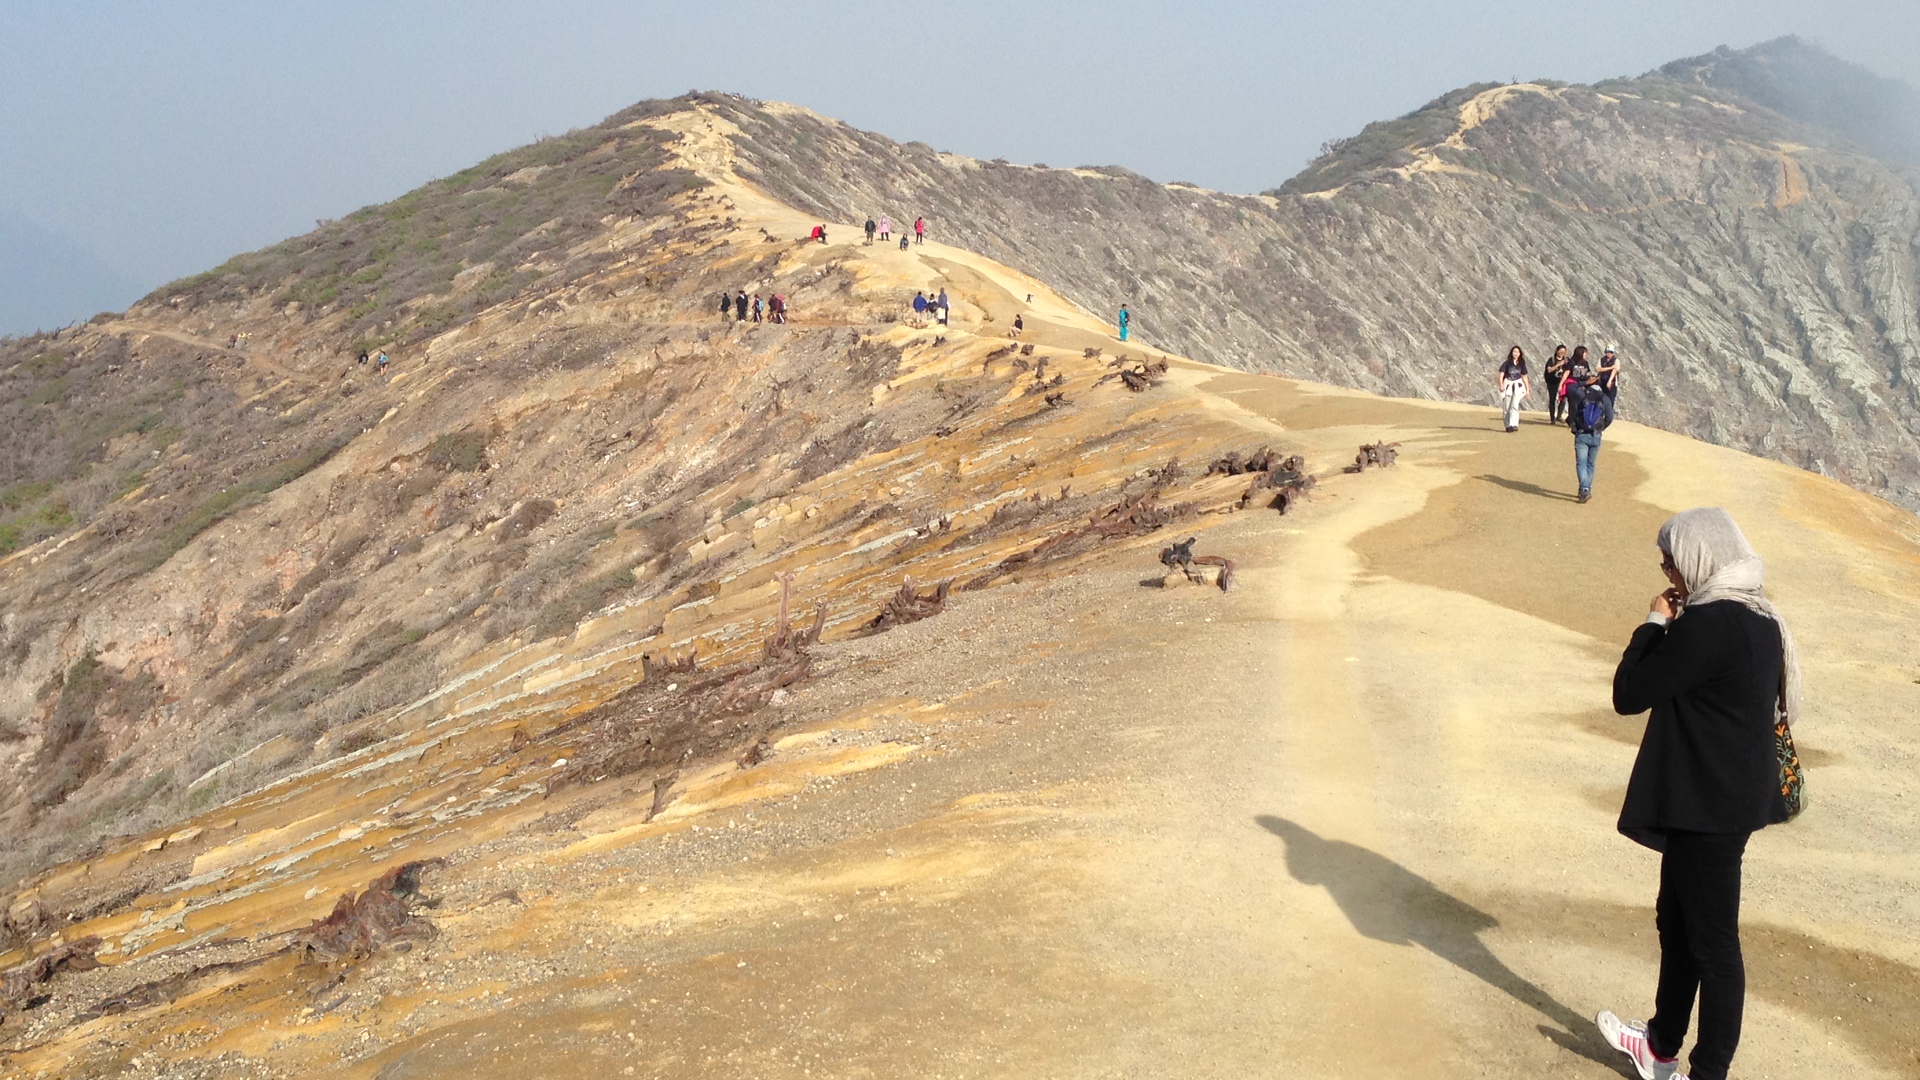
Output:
[1118, 304, 1131, 342]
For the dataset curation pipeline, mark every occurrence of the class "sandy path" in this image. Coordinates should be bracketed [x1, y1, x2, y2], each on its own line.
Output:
[12, 346, 1915, 1076]
[266, 386, 1912, 1079]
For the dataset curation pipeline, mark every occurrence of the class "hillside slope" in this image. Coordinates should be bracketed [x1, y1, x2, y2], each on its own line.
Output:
[1, 81, 1918, 1080]
[5, 355, 1918, 1079]
[692, 39, 1920, 509]
[0, 110, 1260, 890]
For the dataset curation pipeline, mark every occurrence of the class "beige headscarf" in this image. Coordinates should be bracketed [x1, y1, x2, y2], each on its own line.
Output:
[1657, 507, 1802, 727]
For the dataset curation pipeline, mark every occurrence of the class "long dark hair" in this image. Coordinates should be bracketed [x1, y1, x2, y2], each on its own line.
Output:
[1571, 345, 1590, 365]
[1553, 344, 1568, 358]
[1507, 344, 1525, 364]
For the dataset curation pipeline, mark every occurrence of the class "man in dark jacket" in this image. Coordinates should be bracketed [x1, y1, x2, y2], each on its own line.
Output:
[1565, 372, 1614, 503]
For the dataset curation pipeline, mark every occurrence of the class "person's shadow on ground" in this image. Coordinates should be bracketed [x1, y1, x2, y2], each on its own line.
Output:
[1255, 816, 1623, 1071]
[1476, 473, 1580, 502]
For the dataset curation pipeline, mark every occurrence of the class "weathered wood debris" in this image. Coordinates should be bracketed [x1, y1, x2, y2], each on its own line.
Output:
[1353, 441, 1400, 470]
[1158, 535, 1236, 592]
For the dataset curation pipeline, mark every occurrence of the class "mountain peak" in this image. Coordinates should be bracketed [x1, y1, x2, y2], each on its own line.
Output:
[1656, 36, 1920, 164]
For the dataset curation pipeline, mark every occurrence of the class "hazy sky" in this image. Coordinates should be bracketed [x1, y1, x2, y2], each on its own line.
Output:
[3, 0, 1917, 336]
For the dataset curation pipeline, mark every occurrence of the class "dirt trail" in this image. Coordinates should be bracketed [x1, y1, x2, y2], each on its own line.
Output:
[9, 371, 1914, 1078]
[7, 119, 1917, 1077]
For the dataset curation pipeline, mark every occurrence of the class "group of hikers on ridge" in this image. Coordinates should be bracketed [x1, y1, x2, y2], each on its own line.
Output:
[864, 213, 927, 249]
[913, 289, 951, 326]
[1495, 343, 1622, 504]
[718, 289, 788, 323]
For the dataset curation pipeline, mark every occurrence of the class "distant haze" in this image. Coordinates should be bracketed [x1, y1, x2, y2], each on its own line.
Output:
[2, 0, 1917, 337]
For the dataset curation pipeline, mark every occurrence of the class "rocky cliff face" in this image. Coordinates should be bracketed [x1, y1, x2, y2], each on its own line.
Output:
[700, 40, 1920, 508]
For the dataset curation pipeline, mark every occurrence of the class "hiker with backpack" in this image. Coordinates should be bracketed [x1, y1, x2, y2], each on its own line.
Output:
[1566, 370, 1613, 503]
[1544, 345, 1570, 424]
[752, 294, 764, 323]
[936, 288, 950, 325]
[1495, 344, 1530, 432]
[718, 292, 733, 322]
[1596, 507, 1802, 1080]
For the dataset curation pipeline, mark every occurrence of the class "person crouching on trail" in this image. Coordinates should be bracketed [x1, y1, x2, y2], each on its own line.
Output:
[1565, 371, 1613, 503]
[1544, 345, 1570, 424]
[1496, 344, 1530, 432]
[1596, 507, 1801, 1080]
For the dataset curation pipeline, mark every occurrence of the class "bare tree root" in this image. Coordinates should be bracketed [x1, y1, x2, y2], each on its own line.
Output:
[965, 487, 1196, 590]
[864, 576, 952, 634]
[1352, 442, 1400, 471]
[1158, 536, 1237, 591]
[295, 859, 447, 965]
[2, 935, 102, 1004]
[1240, 454, 1318, 514]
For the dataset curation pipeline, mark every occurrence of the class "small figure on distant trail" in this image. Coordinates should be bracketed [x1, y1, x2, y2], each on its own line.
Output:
[1544, 344, 1570, 425]
[719, 292, 733, 322]
[878, 214, 891, 241]
[1118, 304, 1131, 342]
[913, 216, 926, 244]
[913, 291, 928, 320]
[770, 293, 787, 323]
[899, 234, 909, 250]
[811, 224, 828, 244]
[358, 350, 369, 366]
[1565, 370, 1614, 503]
[864, 217, 877, 245]
[1496, 344, 1530, 433]
[376, 350, 390, 374]
[937, 288, 950, 325]
[228, 333, 238, 349]
[735, 290, 749, 321]
[1010, 314, 1024, 339]
[752, 294, 764, 323]
[1598, 345, 1622, 405]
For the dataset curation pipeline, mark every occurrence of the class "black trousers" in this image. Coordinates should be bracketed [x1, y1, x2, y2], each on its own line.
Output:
[1649, 830, 1750, 1080]
[1545, 378, 1564, 421]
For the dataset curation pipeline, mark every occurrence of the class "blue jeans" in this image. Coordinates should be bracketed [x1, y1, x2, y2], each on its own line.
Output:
[1574, 432, 1602, 493]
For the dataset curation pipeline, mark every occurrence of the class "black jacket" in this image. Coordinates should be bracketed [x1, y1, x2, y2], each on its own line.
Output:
[1566, 383, 1614, 434]
[1613, 600, 1789, 849]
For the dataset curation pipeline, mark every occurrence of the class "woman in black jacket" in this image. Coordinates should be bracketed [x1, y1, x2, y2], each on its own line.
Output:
[1596, 507, 1801, 1080]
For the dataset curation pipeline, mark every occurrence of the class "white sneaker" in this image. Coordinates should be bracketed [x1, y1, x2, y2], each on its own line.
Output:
[1596, 1009, 1679, 1079]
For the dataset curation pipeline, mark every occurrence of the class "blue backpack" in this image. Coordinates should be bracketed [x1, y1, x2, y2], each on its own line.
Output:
[1578, 394, 1609, 433]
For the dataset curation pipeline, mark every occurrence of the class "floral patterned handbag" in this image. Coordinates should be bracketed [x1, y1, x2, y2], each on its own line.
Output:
[1777, 681, 1805, 821]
